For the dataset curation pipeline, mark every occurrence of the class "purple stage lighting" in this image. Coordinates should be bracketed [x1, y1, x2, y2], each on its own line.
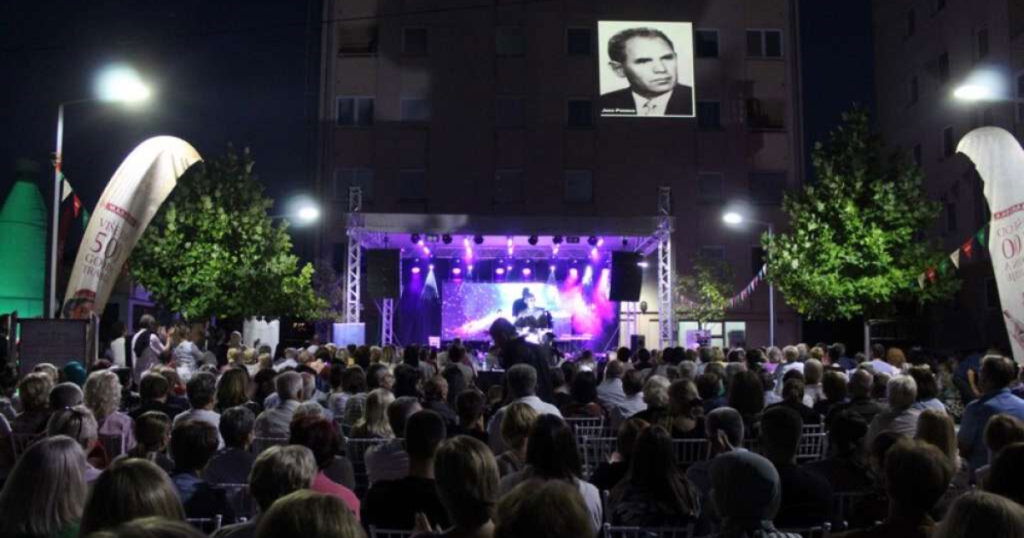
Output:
[411, 266, 421, 274]
[522, 267, 532, 277]
[597, 237, 605, 247]
[495, 267, 506, 275]
[569, 267, 579, 278]
[590, 247, 599, 259]
[452, 267, 462, 276]
[549, 264, 557, 271]
[429, 264, 435, 270]
[467, 264, 474, 273]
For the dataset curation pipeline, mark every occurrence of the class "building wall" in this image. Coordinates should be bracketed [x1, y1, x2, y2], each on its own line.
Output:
[872, 0, 1015, 351]
[318, 0, 804, 347]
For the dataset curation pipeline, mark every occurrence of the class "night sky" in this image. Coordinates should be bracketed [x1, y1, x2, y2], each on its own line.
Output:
[1, 0, 873, 221]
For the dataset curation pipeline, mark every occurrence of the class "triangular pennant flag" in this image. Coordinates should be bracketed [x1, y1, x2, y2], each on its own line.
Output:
[962, 238, 975, 260]
[918, 274, 926, 289]
[926, 267, 937, 282]
[950, 250, 961, 269]
[938, 260, 950, 275]
[977, 227, 987, 247]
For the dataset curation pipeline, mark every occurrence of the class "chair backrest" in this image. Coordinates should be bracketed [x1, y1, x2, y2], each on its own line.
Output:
[215, 483, 256, 520]
[779, 522, 832, 538]
[795, 432, 828, 463]
[250, 436, 289, 455]
[98, 433, 127, 459]
[186, 514, 223, 533]
[671, 439, 709, 465]
[601, 523, 694, 538]
[831, 491, 872, 529]
[581, 436, 617, 480]
[802, 423, 825, 436]
[369, 525, 415, 538]
[566, 416, 605, 448]
[10, 432, 42, 459]
[345, 437, 396, 496]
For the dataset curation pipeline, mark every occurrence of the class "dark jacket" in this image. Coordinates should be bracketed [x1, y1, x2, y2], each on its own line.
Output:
[599, 84, 694, 116]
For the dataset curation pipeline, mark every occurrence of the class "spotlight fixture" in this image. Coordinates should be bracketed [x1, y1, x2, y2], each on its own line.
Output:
[567, 236, 581, 244]
[552, 236, 564, 245]
[411, 266, 421, 274]
[442, 234, 453, 245]
[522, 267, 532, 277]
[587, 236, 598, 246]
[528, 235, 539, 246]
[495, 267, 506, 276]
[452, 267, 462, 276]
[411, 233, 421, 244]
[474, 235, 484, 245]
[426, 234, 440, 243]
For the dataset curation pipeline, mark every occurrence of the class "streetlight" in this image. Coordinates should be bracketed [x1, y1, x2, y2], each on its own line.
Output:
[722, 211, 775, 347]
[271, 198, 320, 225]
[952, 68, 1008, 103]
[49, 65, 152, 317]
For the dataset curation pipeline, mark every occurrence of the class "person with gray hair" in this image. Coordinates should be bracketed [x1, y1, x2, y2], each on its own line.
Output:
[686, 406, 746, 510]
[826, 368, 886, 428]
[773, 345, 804, 393]
[866, 375, 921, 445]
[631, 375, 671, 426]
[254, 371, 302, 439]
[204, 406, 257, 485]
[487, 364, 562, 453]
[47, 405, 102, 481]
[596, 359, 627, 412]
[172, 371, 222, 447]
[678, 360, 697, 381]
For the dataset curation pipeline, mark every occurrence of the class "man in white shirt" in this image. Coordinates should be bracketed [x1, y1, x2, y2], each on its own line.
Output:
[487, 364, 561, 453]
[173, 371, 223, 447]
[131, 315, 165, 383]
[609, 369, 648, 430]
[596, 360, 627, 411]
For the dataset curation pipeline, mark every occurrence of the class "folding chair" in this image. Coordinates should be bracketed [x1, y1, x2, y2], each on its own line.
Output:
[215, 483, 257, 521]
[581, 436, 617, 480]
[671, 439, 710, 466]
[250, 436, 289, 455]
[186, 514, 223, 533]
[345, 437, 395, 496]
[601, 523, 695, 538]
[795, 432, 828, 463]
[368, 526, 415, 538]
[566, 416, 605, 449]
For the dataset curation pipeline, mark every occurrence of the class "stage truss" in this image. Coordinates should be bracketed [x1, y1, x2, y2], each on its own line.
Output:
[343, 186, 675, 348]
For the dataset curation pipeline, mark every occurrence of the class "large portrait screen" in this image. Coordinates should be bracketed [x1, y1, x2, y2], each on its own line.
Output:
[598, 21, 695, 119]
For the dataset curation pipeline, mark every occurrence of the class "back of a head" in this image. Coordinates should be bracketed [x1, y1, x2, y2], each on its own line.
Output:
[570, 370, 598, 404]
[828, 342, 846, 362]
[884, 439, 954, 515]
[276, 371, 303, 401]
[887, 375, 918, 409]
[423, 375, 448, 402]
[621, 368, 644, 396]
[500, 402, 538, 450]
[140, 373, 171, 402]
[822, 371, 848, 402]
[626, 426, 695, 518]
[803, 359, 823, 384]
[781, 377, 806, 404]
[134, 411, 171, 450]
[710, 450, 782, 523]
[696, 372, 721, 401]
[495, 479, 592, 538]
[405, 409, 447, 461]
[726, 370, 764, 416]
[828, 410, 868, 457]
[605, 360, 625, 379]
[981, 355, 1017, 392]
[986, 442, 1024, 504]
[642, 375, 671, 408]
[526, 414, 581, 480]
[984, 414, 1024, 455]
[616, 417, 650, 460]
[80, 458, 185, 536]
[185, 372, 216, 409]
[49, 381, 84, 409]
[915, 409, 958, 464]
[19, 371, 52, 412]
[47, 405, 98, 449]
[456, 389, 486, 424]
[289, 414, 340, 469]
[255, 490, 365, 538]
[0, 435, 86, 538]
[705, 406, 744, 448]
[87, 516, 206, 538]
[249, 445, 318, 513]
[170, 419, 219, 472]
[849, 369, 873, 399]
[760, 405, 802, 462]
[387, 396, 422, 437]
[220, 406, 255, 448]
[908, 365, 940, 401]
[506, 363, 538, 398]
[935, 491, 1024, 538]
[435, 435, 500, 528]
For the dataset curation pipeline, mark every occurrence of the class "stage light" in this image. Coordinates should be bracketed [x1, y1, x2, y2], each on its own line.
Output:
[474, 235, 484, 245]
[423, 247, 431, 256]
[426, 234, 440, 243]
[506, 264, 513, 272]
[552, 235, 564, 245]
[587, 236, 598, 246]
[429, 264, 435, 270]
[569, 267, 579, 278]
[411, 233, 421, 244]
[467, 264, 474, 273]
[597, 237, 605, 247]
[495, 267, 506, 275]
[522, 267, 532, 277]
[567, 236, 580, 244]
[442, 234, 453, 245]
[528, 235, 538, 246]
[590, 247, 599, 259]
[637, 261, 650, 268]
[411, 266, 421, 274]
[452, 267, 462, 276]
[463, 237, 470, 247]
[553, 244, 560, 255]
[549, 264, 556, 272]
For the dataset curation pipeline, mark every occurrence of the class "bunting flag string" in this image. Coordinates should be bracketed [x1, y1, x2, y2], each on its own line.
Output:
[917, 223, 989, 289]
[683, 264, 768, 311]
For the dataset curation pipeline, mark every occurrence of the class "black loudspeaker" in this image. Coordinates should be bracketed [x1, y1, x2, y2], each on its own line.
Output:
[365, 249, 400, 298]
[630, 334, 646, 353]
[610, 251, 642, 301]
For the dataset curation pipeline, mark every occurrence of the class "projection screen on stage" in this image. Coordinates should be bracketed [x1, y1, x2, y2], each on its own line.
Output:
[598, 21, 696, 119]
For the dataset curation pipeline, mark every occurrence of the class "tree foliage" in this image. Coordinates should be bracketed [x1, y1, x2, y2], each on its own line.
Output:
[676, 256, 733, 326]
[131, 147, 326, 320]
[764, 109, 958, 320]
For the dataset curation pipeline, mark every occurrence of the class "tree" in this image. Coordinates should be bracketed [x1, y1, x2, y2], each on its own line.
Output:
[675, 256, 733, 328]
[763, 108, 958, 320]
[131, 147, 326, 320]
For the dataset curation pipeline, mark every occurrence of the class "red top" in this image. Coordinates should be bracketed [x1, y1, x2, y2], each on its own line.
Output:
[312, 471, 361, 520]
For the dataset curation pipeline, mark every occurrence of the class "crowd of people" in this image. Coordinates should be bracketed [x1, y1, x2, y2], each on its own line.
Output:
[0, 316, 1023, 537]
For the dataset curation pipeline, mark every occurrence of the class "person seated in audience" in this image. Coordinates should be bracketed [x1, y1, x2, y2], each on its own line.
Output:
[486, 364, 561, 453]
[79, 458, 186, 535]
[768, 377, 821, 426]
[12, 372, 52, 435]
[710, 450, 803, 538]
[915, 409, 971, 519]
[662, 378, 705, 439]
[804, 410, 872, 494]
[608, 369, 648, 430]
[958, 355, 1024, 472]
[909, 365, 947, 414]
[494, 402, 537, 477]
[204, 406, 257, 485]
[835, 439, 953, 538]
[172, 372, 222, 447]
[413, 435, 500, 538]
[813, 370, 848, 417]
[47, 405, 104, 481]
[826, 369, 887, 428]
[934, 490, 1024, 538]
[985, 442, 1024, 504]
[87, 517, 206, 538]
[422, 375, 458, 430]
[111, 367, 140, 412]
[867, 375, 921, 445]
[130, 373, 185, 421]
[762, 369, 783, 407]
[362, 410, 450, 530]
[760, 405, 832, 528]
[550, 364, 574, 411]
[696, 372, 726, 415]
[365, 396, 422, 484]
[802, 359, 826, 407]
[253, 371, 302, 439]
[168, 419, 234, 521]
[499, 414, 603, 533]
[350, 387, 394, 439]
[561, 370, 605, 419]
[591, 417, 648, 492]
[630, 375, 671, 428]
[0, 435, 86, 538]
[727, 370, 764, 436]
[215, 367, 260, 416]
[329, 365, 366, 420]
[85, 369, 137, 453]
[211, 445, 318, 538]
[446, 346, 475, 391]
[607, 425, 700, 527]
[441, 365, 468, 412]
[49, 381, 84, 409]
[494, 478, 593, 538]
[255, 490, 364, 538]
[450, 389, 489, 444]
[124, 410, 175, 473]
[974, 414, 1024, 486]
[393, 363, 423, 399]
[687, 407, 745, 507]
[596, 360, 627, 412]
[289, 414, 359, 514]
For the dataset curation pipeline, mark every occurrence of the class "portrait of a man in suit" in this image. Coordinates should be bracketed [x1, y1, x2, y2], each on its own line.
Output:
[599, 26, 694, 117]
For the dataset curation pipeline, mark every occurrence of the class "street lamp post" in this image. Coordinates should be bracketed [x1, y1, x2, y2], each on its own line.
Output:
[723, 211, 775, 347]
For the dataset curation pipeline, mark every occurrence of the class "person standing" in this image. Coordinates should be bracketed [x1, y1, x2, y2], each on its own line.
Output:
[489, 318, 554, 403]
[132, 315, 165, 384]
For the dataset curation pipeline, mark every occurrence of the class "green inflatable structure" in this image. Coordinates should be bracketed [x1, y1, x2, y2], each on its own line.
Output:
[0, 165, 47, 318]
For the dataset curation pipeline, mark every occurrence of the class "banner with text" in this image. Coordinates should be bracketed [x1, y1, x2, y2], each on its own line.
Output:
[62, 136, 201, 319]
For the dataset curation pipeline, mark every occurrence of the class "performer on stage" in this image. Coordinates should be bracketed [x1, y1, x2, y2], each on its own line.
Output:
[512, 288, 534, 318]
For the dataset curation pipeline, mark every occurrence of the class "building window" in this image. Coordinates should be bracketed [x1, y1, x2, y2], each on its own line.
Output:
[398, 169, 426, 201]
[938, 52, 950, 84]
[909, 76, 919, 105]
[695, 29, 719, 58]
[749, 172, 787, 204]
[699, 246, 725, 261]
[564, 170, 593, 204]
[906, 9, 916, 38]
[336, 96, 374, 127]
[402, 27, 428, 56]
[697, 101, 722, 129]
[333, 168, 374, 203]
[496, 96, 525, 127]
[400, 98, 431, 122]
[338, 23, 378, 56]
[745, 98, 785, 130]
[943, 126, 955, 157]
[494, 169, 525, 204]
[913, 144, 922, 168]
[977, 28, 989, 59]
[698, 173, 723, 203]
[946, 201, 957, 232]
[567, 100, 593, 128]
[496, 26, 525, 57]
[746, 29, 783, 58]
[567, 28, 591, 56]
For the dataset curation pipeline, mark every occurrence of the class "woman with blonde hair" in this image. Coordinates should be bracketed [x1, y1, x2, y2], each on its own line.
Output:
[916, 409, 971, 518]
[79, 458, 186, 536]
[255, 490, 365, 538]
[934, 491, 1024, 538]
[84, 369, 136, 454]
[12, 372, 53, 435]
[416, 435, 501, 537]
[0, 435, 87, 538]
[350, 388, 394, 439]
[495, 402, 538, 477]
[494, 479, 592, 538]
